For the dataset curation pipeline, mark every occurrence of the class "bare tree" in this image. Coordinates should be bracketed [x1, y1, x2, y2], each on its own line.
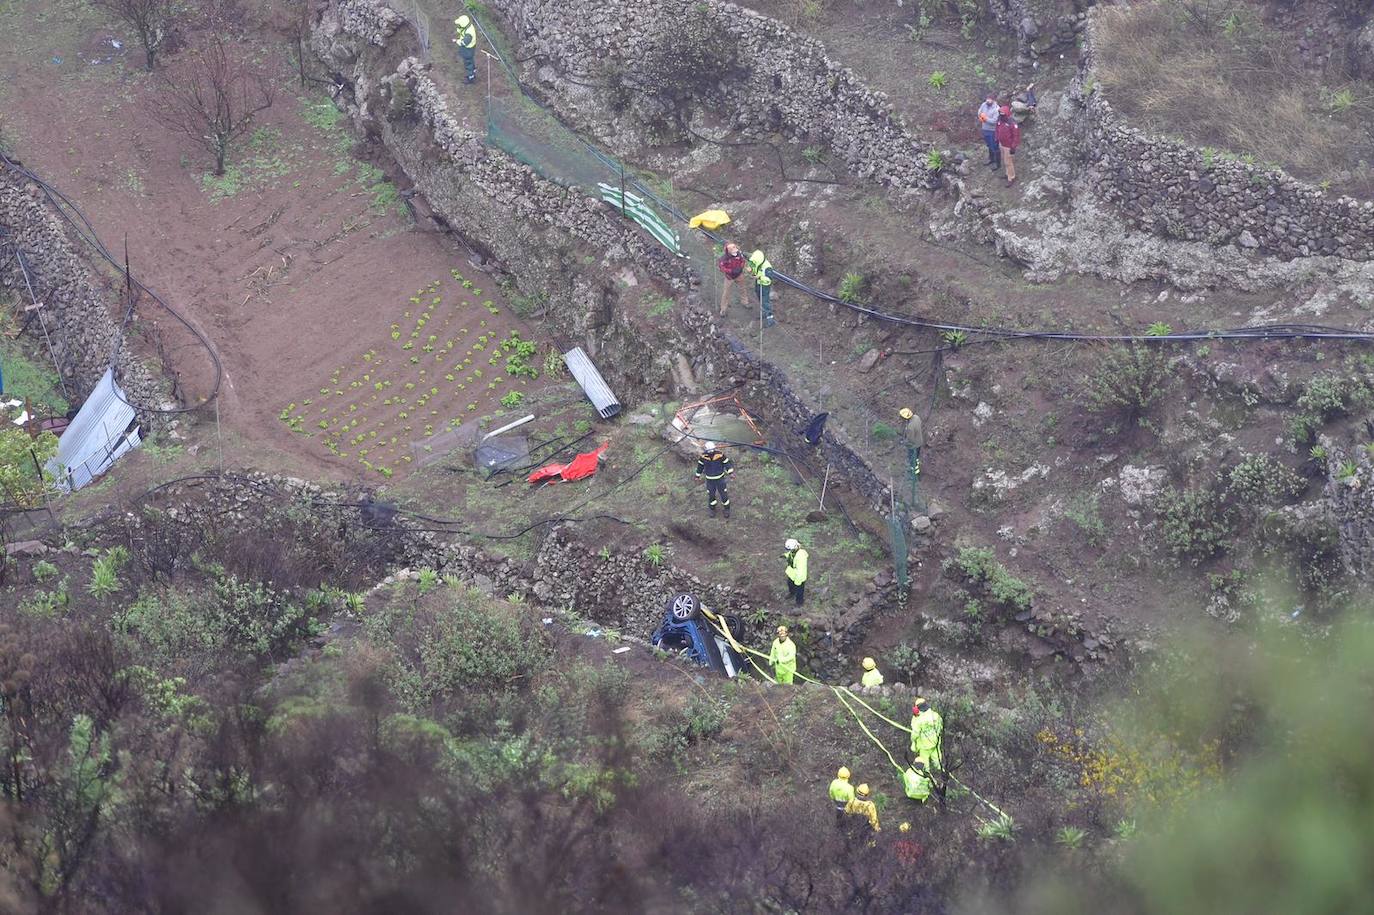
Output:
[266, 0, 315, 88]
[152, 34, 274, 177]
[90, 0, 177, 70]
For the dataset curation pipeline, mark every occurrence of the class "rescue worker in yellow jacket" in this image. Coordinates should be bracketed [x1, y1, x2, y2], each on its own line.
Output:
[910, 697, 944, 771]
[845, 783, 881, 832]
[783, 538, 808, 606]
[829, 765, 855, 816]
[769, 625, 797, 685]
[903, 759, 933, 803]
[861, 657, 883, 689]
[747, 249, 777, 327]
[452, 15, 478, 84]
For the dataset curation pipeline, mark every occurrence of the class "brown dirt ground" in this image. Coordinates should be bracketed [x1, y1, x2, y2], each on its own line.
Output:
[0, 10, 548, 482]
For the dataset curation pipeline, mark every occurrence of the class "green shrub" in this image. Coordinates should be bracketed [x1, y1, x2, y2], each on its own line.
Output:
[0, 426, 59, 510]
[87, 547, 128, 599]
[1081, 345, 1171, 424]
[364, 586, 546, 713]
[1287, 372, 1373, 444]
[1156, 486, 1232, 564]
[887, 642, 922, 683]
[953, 546, 1034, 613]
[1225, 453, 1303, 506]
[838, 272, 865, 304]
[1063, 492, 1107, 547]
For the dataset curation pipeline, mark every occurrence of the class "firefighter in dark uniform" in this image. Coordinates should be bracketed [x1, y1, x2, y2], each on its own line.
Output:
[694, 440, 734, 518]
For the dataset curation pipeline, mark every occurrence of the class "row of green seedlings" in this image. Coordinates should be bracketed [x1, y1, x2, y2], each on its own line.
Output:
[277, 274, 541, 476]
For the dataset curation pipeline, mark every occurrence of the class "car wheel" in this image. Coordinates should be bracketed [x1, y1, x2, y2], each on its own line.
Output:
[668, 592, 699, 622]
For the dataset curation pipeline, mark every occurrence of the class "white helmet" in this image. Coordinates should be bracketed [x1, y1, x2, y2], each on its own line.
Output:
[703, 440, 717, 450]
[784, 538, 800, 550]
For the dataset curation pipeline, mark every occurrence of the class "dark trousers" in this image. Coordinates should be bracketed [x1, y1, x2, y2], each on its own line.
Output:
[458, 45, 476, 82]
[705, 477, 729, 510]
[982, 130, 1000, 165]
[788, 579, 805, 606]
[758, 282, 774, 326]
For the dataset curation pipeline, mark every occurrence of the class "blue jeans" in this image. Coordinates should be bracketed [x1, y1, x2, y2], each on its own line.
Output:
[982, 129, 1000, 164]
[758, 282, 774, 326]
[458, 45, 476, 82]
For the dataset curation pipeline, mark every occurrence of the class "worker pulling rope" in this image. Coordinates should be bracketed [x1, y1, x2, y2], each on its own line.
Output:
[703, 610, 1009, 820]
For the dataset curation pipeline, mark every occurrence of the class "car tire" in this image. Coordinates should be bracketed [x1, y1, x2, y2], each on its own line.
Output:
[668, 592, 699, 622]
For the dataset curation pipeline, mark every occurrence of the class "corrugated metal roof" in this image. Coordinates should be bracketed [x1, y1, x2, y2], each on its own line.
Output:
[563, 347, 621, 419]
[50, 366, 140, 490]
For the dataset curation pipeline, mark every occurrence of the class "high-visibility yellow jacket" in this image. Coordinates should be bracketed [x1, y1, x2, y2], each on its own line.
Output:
[785, 548, 808, 585]
[845, 797, 880, 832]
[910, 708, 943, 766]
[861, 667, 884, 688]
[769, 637, 796, 676]
[829, 777, 855, 807]
[454, 20, 476, 48]
[747, 250, 773, 286]
[903, 766, 932, 802]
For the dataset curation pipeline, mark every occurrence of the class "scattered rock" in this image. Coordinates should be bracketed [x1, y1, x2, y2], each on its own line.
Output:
[856, 348, 881, 373]
[1113, 464, 1166, 506]
[5, 540, 48, 557]
[910, 515, 932, 533]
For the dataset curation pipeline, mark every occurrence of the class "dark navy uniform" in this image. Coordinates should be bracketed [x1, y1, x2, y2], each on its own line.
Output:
[694, 448, 733, 516]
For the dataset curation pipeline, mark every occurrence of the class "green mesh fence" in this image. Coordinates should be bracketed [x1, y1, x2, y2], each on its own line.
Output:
[889, 507, 910, 593]
[410, 13, 923, 586]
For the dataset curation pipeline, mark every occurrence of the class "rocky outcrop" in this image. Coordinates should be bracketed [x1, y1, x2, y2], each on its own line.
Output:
[0, 165, 163, 415]
[1326, 446, 1374, 577]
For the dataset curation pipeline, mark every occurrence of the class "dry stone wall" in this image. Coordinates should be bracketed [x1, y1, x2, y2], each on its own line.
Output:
[312, 0, 901, 514]
[1077, 17, 1374, 261]
[491, 0, 936, 192]
[0, 165, 163, 413]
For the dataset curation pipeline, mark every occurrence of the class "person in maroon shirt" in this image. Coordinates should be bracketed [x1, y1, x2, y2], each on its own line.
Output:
[717, 241, 747, 317]
[995, 105, 1022, 186]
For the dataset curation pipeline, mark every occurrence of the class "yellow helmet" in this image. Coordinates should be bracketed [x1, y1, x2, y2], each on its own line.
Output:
[899, 407, 914, 420]
[862, 657, 876, 671]
[856, 783, 871, 798]
[836, 766, 850, 780]
[899, 822, 911, 833]
[455, 14, 471, 27]
[776, 625, 789, 637]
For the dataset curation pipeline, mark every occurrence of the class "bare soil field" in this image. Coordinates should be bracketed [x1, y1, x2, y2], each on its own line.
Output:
[0, 1, 549, 480]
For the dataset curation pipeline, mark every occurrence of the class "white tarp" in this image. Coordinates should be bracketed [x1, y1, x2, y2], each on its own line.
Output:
[50, 366, 140, 491]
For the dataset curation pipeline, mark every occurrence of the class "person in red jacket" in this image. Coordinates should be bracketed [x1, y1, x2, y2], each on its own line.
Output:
[995, 105, 1021, 186]
[717, 241, 747, 317]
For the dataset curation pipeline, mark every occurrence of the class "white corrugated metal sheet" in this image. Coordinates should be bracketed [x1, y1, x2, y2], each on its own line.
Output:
[50, 366, 140, 491]
[563, 347, 621, 419]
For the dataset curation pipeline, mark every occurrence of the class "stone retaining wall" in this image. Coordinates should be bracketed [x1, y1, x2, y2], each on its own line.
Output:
[1077, 15, 1374, 261]
[139, 471, 898, 668]
[493, 0, 936, 192]
[0, 165, 163, 413]
[312, 0, 903, 515]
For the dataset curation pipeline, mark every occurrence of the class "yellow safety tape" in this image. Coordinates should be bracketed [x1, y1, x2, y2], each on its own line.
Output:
[833, 687, 903, 774]
[701, 611, 1010, 819]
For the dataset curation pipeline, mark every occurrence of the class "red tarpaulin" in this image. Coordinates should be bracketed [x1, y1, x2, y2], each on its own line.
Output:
[528, 442, 608, 484]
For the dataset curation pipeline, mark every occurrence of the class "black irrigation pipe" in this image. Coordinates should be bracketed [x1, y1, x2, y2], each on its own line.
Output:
[0, 149, 225, 415]
[463, 13, 1374, 349]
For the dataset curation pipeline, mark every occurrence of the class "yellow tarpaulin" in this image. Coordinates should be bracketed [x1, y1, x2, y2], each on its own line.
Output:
[688, 209, 731, 230]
